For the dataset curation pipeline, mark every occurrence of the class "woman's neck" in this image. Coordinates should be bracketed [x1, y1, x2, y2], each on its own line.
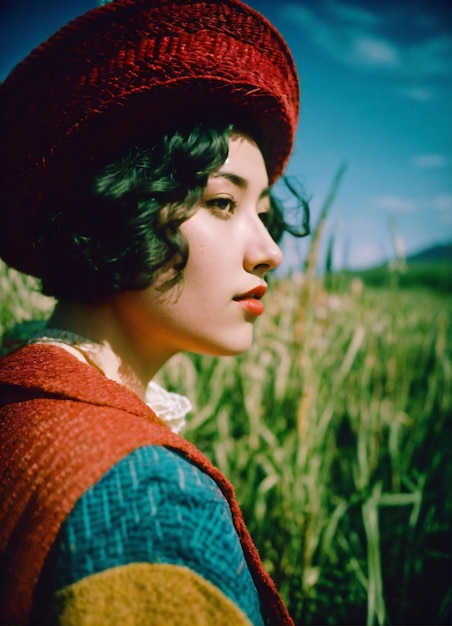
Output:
[46, 301, 172, 398]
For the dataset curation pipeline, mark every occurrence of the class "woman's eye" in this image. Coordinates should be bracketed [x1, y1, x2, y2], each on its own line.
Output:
[205, 196, 237, 214]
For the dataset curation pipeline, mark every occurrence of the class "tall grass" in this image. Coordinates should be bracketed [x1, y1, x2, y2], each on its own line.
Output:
[1, 244, 450, 623]
[157, 279, 451, 624]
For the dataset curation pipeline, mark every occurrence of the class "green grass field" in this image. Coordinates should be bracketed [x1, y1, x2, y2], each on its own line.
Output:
[1, 259, 451, 625]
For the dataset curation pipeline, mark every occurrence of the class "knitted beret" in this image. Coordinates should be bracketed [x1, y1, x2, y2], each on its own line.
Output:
[0, 0, 299, 277]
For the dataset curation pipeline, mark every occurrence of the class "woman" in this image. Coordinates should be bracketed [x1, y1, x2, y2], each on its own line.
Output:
[0, 1, 308, 624]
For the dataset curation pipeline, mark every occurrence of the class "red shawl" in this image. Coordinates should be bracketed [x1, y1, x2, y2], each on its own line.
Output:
[0, 343, 293, 625]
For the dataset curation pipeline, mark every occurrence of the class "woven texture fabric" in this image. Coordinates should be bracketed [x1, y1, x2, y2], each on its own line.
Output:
[0, 0, 299, 276]
[0, 343, 294, 625]
[42, 563, 253, 626]
[34, 446, 263, 624]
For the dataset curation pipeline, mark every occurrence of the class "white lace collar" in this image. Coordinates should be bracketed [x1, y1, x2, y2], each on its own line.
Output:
[29, 328, 191, 434]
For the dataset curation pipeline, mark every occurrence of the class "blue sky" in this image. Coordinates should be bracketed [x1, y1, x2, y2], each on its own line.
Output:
[1, 0, 451, 271]
[251, 0, 452, 271]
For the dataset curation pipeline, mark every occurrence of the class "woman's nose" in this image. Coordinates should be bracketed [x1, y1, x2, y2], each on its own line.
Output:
[244, 219, 283, 275]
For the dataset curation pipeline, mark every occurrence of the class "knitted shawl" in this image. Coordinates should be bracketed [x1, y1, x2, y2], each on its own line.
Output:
[0, 343, 293, 625]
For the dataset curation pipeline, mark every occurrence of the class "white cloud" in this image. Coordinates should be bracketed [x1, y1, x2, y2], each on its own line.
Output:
[373, 195, 417, 213]
[373, 193, 452, 215]
[408, 35, 452, 78]
[433, 194, 452, 212]
[352, 36, 400, 66]
[348, 241, 387, 268]
[281, 4, 399, 70]
[399, 86, 436, 102]
[412, 153, 448, 169]
[326, 1, 381, 28]
[282, 1, 452, 79]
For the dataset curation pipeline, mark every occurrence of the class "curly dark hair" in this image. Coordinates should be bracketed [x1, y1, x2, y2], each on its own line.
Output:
[37, 121, 309, 303]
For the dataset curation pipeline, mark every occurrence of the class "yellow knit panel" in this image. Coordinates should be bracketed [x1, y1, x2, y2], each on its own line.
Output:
[47, 562, 253, 625]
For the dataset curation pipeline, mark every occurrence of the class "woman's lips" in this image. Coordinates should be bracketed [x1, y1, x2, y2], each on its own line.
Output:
[233, 285, 267, 316]
[235, 298, 265, 316]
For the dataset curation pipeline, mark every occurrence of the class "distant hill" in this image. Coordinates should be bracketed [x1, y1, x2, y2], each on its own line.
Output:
[406, 243, 451, 265]
[337, 242, 452, 292]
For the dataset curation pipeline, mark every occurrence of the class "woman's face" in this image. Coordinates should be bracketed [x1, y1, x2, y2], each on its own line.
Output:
[112, 132, 283, 366]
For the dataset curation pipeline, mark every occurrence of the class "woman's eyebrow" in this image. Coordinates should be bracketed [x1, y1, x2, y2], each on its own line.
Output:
[211, 172, 270, 198]
[212, 172, 247, 188]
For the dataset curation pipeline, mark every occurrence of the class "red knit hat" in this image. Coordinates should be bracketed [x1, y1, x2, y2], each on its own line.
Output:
[0, 0, 299, 277]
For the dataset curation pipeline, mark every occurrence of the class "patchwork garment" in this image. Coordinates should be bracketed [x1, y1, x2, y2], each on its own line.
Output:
[0, 343, 294, 625]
